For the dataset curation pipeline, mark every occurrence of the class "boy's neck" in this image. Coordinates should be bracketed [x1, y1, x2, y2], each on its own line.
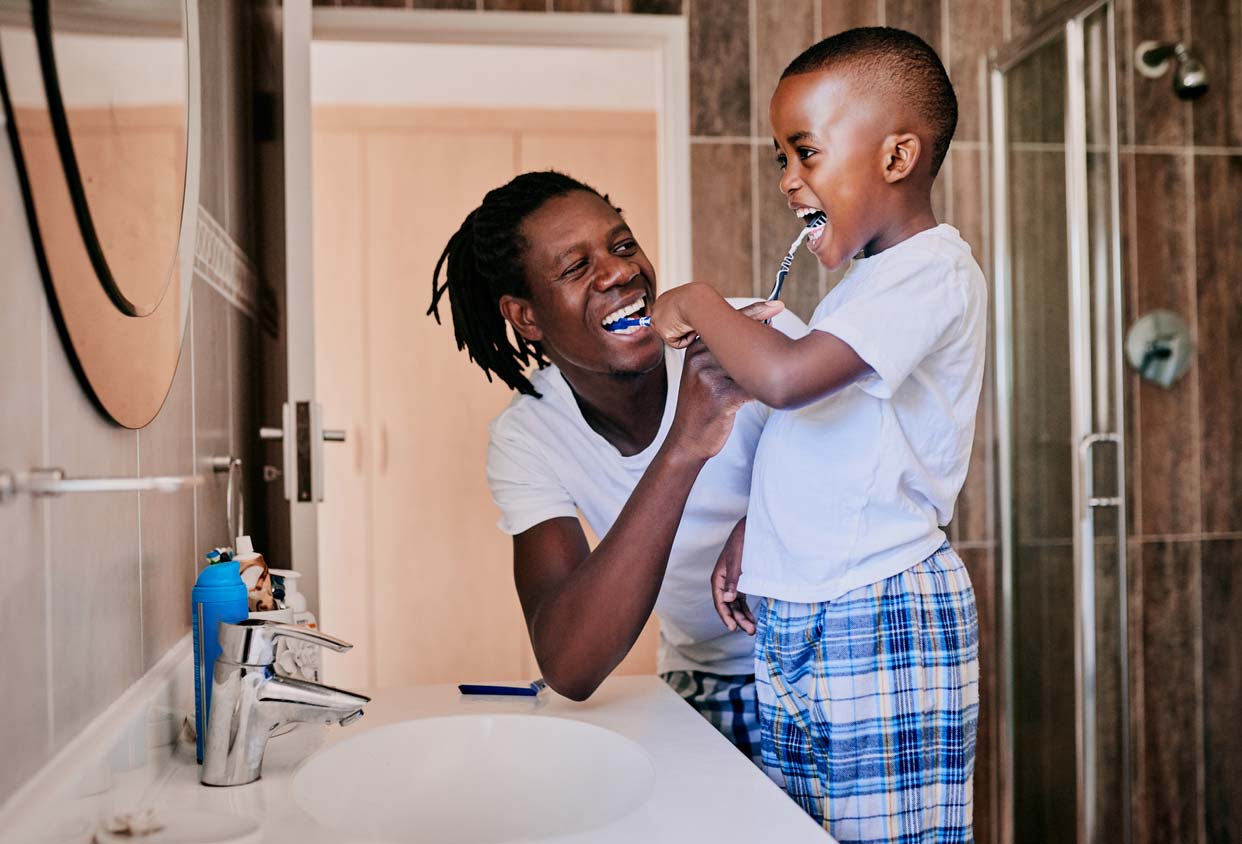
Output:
[862, 195, 940, 258]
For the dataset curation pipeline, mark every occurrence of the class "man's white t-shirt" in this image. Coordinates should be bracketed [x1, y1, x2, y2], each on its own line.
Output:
[487, 303, 806, 676]
[739, 224, 987, 603]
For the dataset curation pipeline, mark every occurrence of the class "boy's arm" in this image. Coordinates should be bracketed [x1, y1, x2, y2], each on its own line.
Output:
[652, 282, 870, 410]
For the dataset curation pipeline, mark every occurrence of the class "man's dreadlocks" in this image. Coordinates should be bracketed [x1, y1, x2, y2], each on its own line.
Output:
[428, 170, 606, 398]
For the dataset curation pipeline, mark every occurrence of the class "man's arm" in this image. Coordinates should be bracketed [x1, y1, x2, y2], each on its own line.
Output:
[652, 282, 870, 410]
[510, 338, 760, 701]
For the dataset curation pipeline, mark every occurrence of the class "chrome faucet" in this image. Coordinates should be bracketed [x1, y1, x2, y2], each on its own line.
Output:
[201, 619, 370, 786]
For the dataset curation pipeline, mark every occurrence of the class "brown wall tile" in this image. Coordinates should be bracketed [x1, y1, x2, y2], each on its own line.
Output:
[959, 545, 998, 844]
[554, 0, 617, 10]
[411, 0, 480, 8]
[754, 0, 817, 131]
[1135, 540, 1204, 844]
[1132, 154, 1200, 537]
[1195, 155, 1242, 534]
[690, 142, 753, 297]
[1190, 0, 1242, 147]
[949, 147, 992, 544]
[689, 0, 750, 136]
[484, 0, 545, 9]
[1011, 542, 1076, 842]
[821, 0, 880, 34]
[621, 0, 681, 13]
[884, 0, 943, 54]
[1131, 0, 1190, 146]
[949, 0, 1002, 142]
[1201, 538, 1242, 844]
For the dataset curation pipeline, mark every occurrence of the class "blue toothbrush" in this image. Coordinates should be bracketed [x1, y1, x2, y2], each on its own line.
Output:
[605, 316, 651, 332]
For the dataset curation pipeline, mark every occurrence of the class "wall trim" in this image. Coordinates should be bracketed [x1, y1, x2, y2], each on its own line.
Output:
[193, 206, 258, 319]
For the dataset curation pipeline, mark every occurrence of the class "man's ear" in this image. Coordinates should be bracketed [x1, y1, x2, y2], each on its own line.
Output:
[499, 294, 543, 343]
[881, 132, 923, 184]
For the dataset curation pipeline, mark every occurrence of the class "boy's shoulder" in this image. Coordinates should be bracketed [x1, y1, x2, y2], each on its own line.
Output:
[875, 224, 984, 293]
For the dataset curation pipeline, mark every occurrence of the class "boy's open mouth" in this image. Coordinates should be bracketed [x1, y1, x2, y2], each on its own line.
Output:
[793, 206, 828, 254]
[601, 294, 650, 335]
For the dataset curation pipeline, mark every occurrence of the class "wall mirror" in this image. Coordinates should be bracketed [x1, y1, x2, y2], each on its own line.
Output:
[0, 0, 200, 428]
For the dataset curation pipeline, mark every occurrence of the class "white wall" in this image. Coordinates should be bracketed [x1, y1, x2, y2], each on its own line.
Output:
[312, 41, 660, 111]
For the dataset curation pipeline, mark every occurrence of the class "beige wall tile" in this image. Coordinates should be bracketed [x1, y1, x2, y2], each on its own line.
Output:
[138, 345, 195, 670]
[194, 280, 233, 553]
[0, 133, 51, 805]
[44, 317, 142, 751]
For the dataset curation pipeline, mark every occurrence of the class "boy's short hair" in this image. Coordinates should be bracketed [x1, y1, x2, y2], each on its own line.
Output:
[782, 27, 957, 176]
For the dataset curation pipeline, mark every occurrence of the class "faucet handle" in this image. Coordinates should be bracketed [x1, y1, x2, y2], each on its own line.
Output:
[217, 619, 354, 666]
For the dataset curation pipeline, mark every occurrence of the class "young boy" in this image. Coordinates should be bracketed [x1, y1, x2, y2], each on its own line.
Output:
[651, 28, 984, 843]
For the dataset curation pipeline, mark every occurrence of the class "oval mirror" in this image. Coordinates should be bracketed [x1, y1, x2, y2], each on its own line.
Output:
[0, 0, 199, 428]
[47, 0, 188, 317]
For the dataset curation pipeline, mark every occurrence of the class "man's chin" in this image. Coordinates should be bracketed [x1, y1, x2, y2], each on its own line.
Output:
[606, 340, 666, 377]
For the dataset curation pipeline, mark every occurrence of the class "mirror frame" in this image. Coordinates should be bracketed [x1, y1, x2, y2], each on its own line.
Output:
[0, 0, 201, 427]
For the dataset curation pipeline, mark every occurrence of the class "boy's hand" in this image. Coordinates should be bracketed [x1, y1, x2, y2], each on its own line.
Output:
[651, 284, 705, 348]
[712, 517, 756, 635]
[652, 284, 785, 348]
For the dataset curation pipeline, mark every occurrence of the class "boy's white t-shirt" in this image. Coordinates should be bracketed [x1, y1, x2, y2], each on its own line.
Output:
[487, 303, 807, 676]
[739, 224, 987, 603]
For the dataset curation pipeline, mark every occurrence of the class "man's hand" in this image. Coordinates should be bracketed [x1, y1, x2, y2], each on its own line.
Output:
[665, 340, 749, 462]
[711, 517, 755, 635]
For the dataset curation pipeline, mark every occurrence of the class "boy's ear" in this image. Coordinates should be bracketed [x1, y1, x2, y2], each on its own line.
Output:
[499, 294, 544, 343]
[881, 132, 923, 183]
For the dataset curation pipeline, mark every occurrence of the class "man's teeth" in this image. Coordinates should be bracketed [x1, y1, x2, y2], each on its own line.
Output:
[795, 207, 820, 218]
[601, 296, 647, 327]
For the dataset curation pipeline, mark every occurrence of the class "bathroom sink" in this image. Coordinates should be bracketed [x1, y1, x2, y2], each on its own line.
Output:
[291, 714, 656, 843]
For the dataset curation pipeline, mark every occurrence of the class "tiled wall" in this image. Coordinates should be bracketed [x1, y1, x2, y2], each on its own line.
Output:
[0, 1, 263, 806]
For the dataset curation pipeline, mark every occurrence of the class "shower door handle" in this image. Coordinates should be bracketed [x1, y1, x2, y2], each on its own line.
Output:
[1079, 432, 1122, 510]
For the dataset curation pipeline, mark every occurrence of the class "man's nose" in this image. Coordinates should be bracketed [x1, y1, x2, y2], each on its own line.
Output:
[593, 253, 638, 291]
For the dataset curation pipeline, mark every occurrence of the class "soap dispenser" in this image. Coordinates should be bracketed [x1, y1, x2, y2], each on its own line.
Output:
[190, 556, 248, 764]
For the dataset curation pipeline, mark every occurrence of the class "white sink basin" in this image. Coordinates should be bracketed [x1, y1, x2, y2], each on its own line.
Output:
[292, 714, 656, 843]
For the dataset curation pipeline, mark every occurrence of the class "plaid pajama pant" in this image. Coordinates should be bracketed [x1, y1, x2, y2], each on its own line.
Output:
[754, 543, 979, 844]
[661, 670, 763, 766]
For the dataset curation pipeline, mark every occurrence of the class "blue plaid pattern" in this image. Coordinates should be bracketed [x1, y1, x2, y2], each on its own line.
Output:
[754, 543, 979, 843]
[661, 671, 763, 766]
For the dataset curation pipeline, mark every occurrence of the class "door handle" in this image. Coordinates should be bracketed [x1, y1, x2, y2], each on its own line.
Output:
[1079, 432, 1122, 510]
[259, 403, 347, 502]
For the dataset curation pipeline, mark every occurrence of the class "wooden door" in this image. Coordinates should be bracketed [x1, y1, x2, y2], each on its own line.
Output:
[314, 107, 660, 688]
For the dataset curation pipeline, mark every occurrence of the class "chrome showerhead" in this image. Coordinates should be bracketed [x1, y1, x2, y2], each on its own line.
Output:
[1136, 40, 1209, 100]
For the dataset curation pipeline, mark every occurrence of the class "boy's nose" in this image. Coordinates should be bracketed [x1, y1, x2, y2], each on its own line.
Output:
[779, 167, 803, 196]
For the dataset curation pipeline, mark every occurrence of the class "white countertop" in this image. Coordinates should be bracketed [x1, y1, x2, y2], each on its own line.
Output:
[150, 675, 833, 843]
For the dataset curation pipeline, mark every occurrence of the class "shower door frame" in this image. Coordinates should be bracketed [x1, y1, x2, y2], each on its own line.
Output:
[989, 2, 1130, 843]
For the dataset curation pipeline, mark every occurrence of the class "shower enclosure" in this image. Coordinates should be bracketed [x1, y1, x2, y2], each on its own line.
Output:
[989, 2, 1129, 844]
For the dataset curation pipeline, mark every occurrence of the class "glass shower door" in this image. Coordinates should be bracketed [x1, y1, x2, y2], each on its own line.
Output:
[990, 3, 1128, 844]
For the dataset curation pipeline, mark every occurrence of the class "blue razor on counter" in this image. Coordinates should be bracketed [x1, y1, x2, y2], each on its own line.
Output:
[458, 678, 547, 697]
[605, 316, 651, 332]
